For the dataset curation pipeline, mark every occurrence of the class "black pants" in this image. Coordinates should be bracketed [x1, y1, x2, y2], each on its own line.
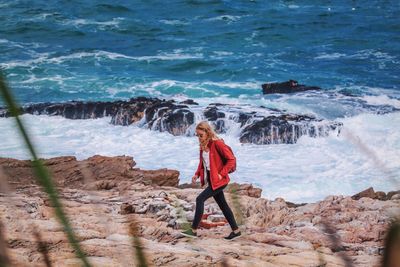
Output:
[192, 170, 239, 231]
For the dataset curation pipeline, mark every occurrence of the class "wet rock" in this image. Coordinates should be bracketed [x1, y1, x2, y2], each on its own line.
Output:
[203, 105, 227, 134]
[111, 97, 159, 125]
[234, 112, 257, 127]
[239, 115, 342, 145]
[262, 80, 321, 94]
[204, 105, 225, 121]
[179, 99, 198, 105]
[145, 100, 194, 136]
[1, 96, 346, 145]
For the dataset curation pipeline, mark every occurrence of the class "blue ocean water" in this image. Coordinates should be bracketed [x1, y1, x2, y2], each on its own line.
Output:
[1, 0, 399, 104]
[1, 1, 399, 202]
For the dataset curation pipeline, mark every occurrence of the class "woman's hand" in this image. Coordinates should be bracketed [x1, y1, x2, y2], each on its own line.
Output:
[218, 173, 223, 180]
[192, 175, 198, 184]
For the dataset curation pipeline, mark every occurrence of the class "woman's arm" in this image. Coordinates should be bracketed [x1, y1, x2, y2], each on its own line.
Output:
[215, 140, 235, 177]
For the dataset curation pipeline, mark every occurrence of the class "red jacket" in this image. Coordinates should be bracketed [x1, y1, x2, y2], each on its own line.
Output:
[195, 139, 236, 190]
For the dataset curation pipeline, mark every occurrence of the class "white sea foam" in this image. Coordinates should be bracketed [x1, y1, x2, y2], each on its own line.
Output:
[361, 95, 400, 109]
[315, 52, 347, 60]
[0, 112, 398, 203]
[0, 49, 204, 69]
[159, 19, 190, 26]
[62, 17, 124, 29]
[315, 50, 398, 66]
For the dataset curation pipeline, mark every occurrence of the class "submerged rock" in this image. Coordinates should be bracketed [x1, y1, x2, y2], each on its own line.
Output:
[262, 80, 321, 94]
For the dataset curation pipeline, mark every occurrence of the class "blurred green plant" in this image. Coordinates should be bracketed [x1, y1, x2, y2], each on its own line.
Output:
[229, 187, 245, 226]
[33, 229, 52, 267]
[0, 73, 91, 267]
[170, 196, 191, 231]
[382, 220, 400, 267]
[0, 220, 11, 267]
[128, 219, 149, 267]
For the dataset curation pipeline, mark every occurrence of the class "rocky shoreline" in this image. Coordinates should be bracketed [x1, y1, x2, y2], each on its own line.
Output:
[0, 155, 398, 266]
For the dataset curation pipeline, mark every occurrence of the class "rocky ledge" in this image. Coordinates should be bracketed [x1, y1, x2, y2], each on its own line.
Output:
[0, 96, 342, 145]
[0, 155, 398, 266]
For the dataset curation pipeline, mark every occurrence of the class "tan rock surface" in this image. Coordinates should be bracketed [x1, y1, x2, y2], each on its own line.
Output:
[0, 156, 398, 266]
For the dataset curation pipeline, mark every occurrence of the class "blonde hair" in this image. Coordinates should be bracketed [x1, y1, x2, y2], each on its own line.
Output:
[195, 121, 220, 150]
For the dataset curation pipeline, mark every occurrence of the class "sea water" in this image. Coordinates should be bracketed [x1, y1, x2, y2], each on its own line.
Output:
[0, 1, 399, 202]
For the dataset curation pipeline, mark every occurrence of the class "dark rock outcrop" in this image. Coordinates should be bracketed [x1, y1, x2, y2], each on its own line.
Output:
[262, 80, 321, 94]
[179, 99, 198, 105]
[203, 104, 227, 133]
[144, 100, 194, 136]
[239, 114, 342, 144]
[352, 187, 400, 201]
[0, 96, 342, 145]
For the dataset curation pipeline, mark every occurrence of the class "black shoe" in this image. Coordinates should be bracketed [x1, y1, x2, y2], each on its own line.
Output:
[224, 231, 241, 240]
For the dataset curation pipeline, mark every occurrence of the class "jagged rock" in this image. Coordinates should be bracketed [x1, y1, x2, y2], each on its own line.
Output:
[0, 96, 342, 145]
[179, 99, 198, 105]
[204, 105, 225, 121]
[352, 187, 376, 200]
[144, 100, 194, 136]
[226, 183, 262, 198]
[240, 115, 342, 144]
[130, 168, 179, 187]
[387, 190, 400, 200]
[111, 97, 159, 125]
[0, 155, 179, 190]
[234, 112, 257, 127]
[203, 105, 227, 134]
[350, 187, 392, 200]
[285, 201, 307, 208]
[375, 191, 387, 200]
[262, 80, 321, 94]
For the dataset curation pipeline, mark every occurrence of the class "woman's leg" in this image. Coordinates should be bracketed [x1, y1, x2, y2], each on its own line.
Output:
[213, 190, 239, 231]
[191, 186, 214, 229]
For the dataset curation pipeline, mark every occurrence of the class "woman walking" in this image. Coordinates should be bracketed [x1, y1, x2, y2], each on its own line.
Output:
[180, 121, 242, 240]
